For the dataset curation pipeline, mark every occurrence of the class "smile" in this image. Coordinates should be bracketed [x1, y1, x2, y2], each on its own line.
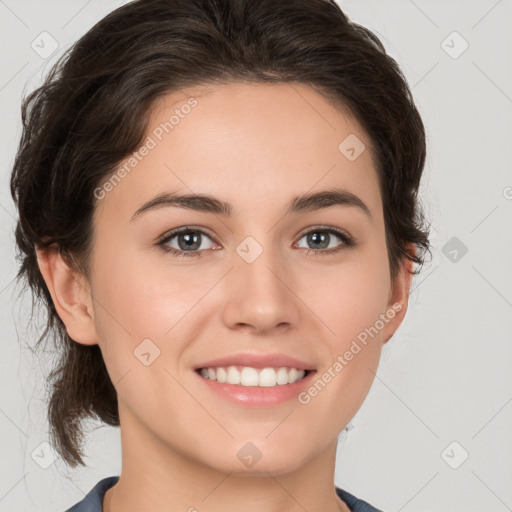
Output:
[198, 366, 309, 387]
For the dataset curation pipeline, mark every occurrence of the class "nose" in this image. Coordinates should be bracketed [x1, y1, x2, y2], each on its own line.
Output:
[221, 241, 301, 334]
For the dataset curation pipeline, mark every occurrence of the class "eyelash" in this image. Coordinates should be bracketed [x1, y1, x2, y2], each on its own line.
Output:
[156, 225, 356, 258]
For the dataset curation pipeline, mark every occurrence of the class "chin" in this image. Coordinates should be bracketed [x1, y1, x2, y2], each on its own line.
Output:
[201, 443, 312, 476]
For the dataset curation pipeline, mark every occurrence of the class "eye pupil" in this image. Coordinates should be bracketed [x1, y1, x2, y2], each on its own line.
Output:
[308, 232, 329, 249]
[179, 232, 201, 250]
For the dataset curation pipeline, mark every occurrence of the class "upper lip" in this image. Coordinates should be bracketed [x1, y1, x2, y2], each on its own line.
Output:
[195, 353, 315, 371]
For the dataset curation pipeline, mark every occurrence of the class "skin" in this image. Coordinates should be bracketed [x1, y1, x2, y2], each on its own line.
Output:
[37, 82, 414, 512]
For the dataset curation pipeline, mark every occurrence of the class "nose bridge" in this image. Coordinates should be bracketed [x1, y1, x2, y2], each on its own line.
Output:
[235, 233, 287, 297]
[222, 233, 299, 331]
[235, 237, 283, 286]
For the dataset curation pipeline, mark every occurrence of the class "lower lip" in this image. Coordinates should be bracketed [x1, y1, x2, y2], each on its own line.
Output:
[195, 370, 317, 407]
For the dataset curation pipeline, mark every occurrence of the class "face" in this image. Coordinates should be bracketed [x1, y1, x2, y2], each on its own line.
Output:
[84, 81, 410, 475]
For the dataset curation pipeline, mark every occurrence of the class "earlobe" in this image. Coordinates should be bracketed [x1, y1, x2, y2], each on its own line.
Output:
[36, 246, 98, 346]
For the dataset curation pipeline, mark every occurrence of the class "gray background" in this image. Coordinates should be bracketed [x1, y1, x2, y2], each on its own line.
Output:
[1, 1, 511, 511]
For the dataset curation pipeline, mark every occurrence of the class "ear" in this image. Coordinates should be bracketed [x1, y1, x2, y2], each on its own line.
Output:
[36, 245, 98, 345]
[381, 243, 416, 344]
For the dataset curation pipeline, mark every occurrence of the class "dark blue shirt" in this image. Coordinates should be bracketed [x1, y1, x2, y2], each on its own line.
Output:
[64, 476, 383, 512]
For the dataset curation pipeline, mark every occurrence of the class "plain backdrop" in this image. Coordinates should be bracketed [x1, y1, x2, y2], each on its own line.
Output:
[1, 1, 511, 511]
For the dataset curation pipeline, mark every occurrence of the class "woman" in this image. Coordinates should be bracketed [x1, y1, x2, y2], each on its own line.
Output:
[10, 0, 431, 511]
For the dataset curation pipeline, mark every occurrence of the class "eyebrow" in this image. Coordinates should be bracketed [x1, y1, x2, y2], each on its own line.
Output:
[130, 187, 372, 221]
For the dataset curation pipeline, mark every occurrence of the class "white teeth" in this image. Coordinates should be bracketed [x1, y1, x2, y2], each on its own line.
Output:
[276, 367, 289, 385]
[259, 368, 277, 387]
[227, 365, 241, 385]
[216, 367, 227, 383]
[240, 367, 259, 386]
[199, 366, 307, 387]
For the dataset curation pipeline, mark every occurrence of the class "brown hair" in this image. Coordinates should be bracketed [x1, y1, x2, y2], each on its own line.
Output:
[10, 0, 431, 468]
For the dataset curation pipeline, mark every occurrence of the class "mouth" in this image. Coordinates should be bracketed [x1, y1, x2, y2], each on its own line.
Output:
[193, 353, 317, 406]
[195, 366, 312, 387]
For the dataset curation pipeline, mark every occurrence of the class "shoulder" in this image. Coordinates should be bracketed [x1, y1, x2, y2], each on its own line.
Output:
[336, 487, 385, 512]
[64, 476, 119, 512]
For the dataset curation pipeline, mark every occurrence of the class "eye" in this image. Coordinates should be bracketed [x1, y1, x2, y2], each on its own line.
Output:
[157, 227, 218, 257]
[157, 225, 356, 258]
[294, 226, 355, 255]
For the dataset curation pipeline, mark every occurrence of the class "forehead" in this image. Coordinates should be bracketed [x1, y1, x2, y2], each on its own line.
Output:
[94, 81, 382, 223]
[149, 81, 374, 163]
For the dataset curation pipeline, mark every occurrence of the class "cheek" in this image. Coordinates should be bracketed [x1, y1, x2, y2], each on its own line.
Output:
[88, 254, 204, 416]
[89, 248, 215, 366]
[92, 240, 187, 328]
[296, 246, 390, 406]
[300, 250, 391, 345]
